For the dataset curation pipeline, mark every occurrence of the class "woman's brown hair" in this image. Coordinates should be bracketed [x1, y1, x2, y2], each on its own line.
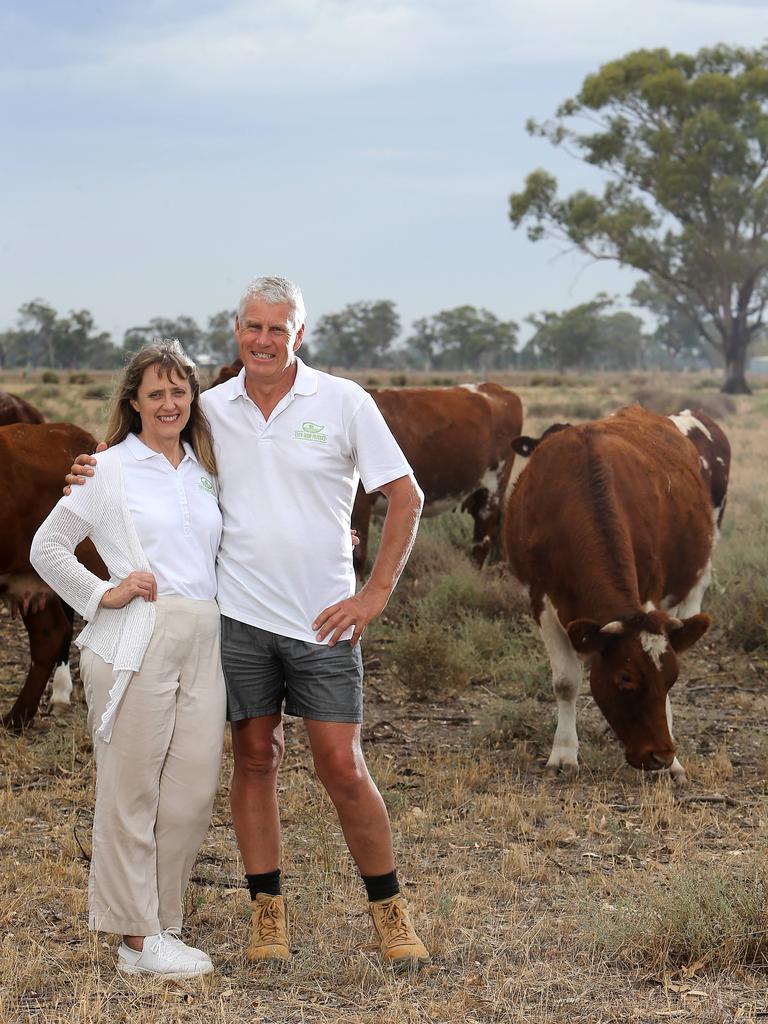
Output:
[104, 339, 217, 475]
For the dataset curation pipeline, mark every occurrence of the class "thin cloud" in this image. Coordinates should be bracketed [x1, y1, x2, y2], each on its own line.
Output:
[1, 0, 763, 99]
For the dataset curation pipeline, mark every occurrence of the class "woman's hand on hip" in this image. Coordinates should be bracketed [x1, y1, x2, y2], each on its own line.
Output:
[99, 572, 158, 609]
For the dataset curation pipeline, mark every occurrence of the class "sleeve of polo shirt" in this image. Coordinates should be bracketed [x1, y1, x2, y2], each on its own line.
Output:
[349, 394, 413, 494]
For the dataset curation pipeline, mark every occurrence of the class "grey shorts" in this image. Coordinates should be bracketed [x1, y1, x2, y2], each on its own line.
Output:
[220, 616, 364, 724]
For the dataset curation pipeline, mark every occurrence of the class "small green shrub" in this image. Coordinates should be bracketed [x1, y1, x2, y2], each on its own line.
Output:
[40, 370, 59, 384]
[708, 520, 768, 653]
[68, 372, 92, 385]
[429, 377, 458, 387]
[83, 385, 111, 401]
[585, 865, 768, 970]
[389, 374, 408, 387]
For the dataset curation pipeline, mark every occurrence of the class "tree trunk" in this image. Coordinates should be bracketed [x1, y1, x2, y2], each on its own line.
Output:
[721, 329, 752, 395]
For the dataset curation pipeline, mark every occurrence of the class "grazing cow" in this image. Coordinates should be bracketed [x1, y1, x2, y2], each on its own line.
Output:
[211, 361, 525, 572]
[0, 391, 45, 426]
[0, 423, 107, 730]
[504, 406, 714, 782]
[352, 383, 523, 574]
[509, 408, 730, 530]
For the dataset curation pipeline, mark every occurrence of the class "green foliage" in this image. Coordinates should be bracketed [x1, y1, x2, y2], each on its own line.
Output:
[311, 300, 401, 369]
[0, 302, 121, 371]
[369, 517, 543, 699]
[40, 370, 59, 384]
[406, 306, 518, 372]
[522, 295, 649, 371]
[708, 516, 768, 652]
[510, 44, 768, 393]
[586, 865, 768, 970]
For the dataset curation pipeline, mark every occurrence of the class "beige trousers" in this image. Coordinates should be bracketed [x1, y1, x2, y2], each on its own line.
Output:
[80, 596, 225, 936]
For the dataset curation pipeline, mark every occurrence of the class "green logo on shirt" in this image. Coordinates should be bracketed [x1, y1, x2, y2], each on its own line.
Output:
[200, 476, 215, 493]
[293, 421, 328, 443]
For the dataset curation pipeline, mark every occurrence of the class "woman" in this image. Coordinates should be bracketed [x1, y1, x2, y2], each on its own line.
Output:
[31, 340, 224, 979]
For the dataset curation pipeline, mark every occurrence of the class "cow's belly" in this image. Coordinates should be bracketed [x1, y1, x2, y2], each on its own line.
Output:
[0, 572, 54, 608]
[369, 493, 465, 518]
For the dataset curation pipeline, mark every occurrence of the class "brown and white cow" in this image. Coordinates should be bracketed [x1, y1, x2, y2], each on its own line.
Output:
[504, 406, 714, 782]
[0, 391, 45, 426]
[0, 422, 107, 730]
[211, 362, 524, 572]
[509, 408, 730, 532]
[352, 382, 523, 574]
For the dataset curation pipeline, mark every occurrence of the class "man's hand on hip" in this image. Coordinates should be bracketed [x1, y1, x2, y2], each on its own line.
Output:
[312, 583, 389, 647]
[63, 443, 107, 495]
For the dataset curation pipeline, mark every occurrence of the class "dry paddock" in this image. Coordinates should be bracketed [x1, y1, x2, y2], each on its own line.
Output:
[0, 369, 767, 1023]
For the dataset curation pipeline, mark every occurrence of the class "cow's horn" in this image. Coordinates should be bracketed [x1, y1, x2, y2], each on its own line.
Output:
[600, 621, 625, 635]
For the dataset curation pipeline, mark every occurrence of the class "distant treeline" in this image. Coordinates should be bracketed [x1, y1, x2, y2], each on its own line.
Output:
[0, 292, 724, 373]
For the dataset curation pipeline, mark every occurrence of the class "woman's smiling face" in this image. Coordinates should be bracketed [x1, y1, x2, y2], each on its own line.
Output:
[130, 362, 193, 449]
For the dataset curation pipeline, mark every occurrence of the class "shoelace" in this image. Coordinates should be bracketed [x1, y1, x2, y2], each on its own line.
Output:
[380, 902, 412, 943]
[146, 933, 186, 963]
[255, 899, 284, 941]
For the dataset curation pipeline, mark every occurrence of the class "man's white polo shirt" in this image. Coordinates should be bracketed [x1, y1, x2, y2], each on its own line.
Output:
[201, 359, 412, 644]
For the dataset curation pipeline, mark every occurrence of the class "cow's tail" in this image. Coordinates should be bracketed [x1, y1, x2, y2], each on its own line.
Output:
[50, 599, 75, 711]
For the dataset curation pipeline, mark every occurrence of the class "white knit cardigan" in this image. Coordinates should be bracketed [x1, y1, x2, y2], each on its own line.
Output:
[30, 445, 156, 743]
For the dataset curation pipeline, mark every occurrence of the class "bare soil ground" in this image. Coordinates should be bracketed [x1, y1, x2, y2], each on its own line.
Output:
[1, 369, 767, 1022]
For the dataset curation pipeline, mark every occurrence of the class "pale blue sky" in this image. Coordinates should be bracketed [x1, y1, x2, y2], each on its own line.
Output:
[1, 1, 764, 347]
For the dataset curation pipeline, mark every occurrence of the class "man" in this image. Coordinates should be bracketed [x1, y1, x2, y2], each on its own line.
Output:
[70, 276, 429, 971]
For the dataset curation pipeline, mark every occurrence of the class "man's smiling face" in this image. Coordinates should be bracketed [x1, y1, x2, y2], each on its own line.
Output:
[235, 297, 304, 387]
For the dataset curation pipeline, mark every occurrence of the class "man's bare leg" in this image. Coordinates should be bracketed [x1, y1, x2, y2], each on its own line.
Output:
[303, 720, 394, 875]
[230, 714, 284, 872]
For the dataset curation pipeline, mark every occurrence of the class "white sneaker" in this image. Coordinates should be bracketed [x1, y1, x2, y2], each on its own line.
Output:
[161, 928, 212, 965]
[117, 932, 214, 979]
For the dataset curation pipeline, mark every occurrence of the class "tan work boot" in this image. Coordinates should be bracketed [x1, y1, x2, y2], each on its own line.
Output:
[369, 895, 430, 972]
[247, 893, 290, 962]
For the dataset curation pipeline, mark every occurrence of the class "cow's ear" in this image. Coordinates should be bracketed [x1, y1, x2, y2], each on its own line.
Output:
[567, 619, 609, 654]
[512, 436, 537, 458]
[668, 613, 711, 653]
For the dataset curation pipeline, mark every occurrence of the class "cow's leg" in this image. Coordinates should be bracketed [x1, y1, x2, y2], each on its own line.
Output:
[665, 694, 686, 786]
[540, 598, 582, 778]
[50, 600, 75, 713]
[1, 599, 69, 732]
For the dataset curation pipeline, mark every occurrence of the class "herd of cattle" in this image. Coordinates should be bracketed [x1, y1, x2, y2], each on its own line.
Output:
[0, 369, 731, 785]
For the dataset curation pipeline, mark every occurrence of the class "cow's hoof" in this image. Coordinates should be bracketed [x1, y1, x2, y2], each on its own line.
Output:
[49, 702, 69, 717]
[545, 762, 579, 781]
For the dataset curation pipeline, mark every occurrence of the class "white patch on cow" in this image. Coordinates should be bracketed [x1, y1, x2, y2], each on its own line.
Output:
[674, 558, 712, 618]
[460, 383, 479, 393]
[640, 630, 668, 669]
[668, 410, 713, 441]
[700, 456, 709, 471]
[664, 695, 687, 783]
[540, 596, 582, 773]
[479, 465, 501, 494]
[51, 663, 73, 707]
[642, 600, 656, 613]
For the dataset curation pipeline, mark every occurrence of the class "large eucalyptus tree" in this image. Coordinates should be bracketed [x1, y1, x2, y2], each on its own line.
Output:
[510, 44, 768, 393]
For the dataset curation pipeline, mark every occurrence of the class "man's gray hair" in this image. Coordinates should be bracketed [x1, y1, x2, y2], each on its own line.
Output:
[238, 276, 306, 331]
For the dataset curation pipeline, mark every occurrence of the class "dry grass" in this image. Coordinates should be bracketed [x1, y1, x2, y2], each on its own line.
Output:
[1, 369, 767, 1022]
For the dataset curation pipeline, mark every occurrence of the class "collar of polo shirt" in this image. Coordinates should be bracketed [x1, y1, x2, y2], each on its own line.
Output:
[125, 431, 197, 463]
[228, 356, 319, 402]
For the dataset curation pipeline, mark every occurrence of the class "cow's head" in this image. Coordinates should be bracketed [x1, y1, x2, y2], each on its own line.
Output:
[566, 609, 710, 771]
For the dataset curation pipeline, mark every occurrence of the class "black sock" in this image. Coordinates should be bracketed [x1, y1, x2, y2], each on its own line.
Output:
[246, 869, 282, 900]
[362, 869, 400, 903]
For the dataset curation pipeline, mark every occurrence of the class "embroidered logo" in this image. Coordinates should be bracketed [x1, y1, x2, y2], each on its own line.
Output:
[199, 476, 215, 493]
[293, 420, 328, 443]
